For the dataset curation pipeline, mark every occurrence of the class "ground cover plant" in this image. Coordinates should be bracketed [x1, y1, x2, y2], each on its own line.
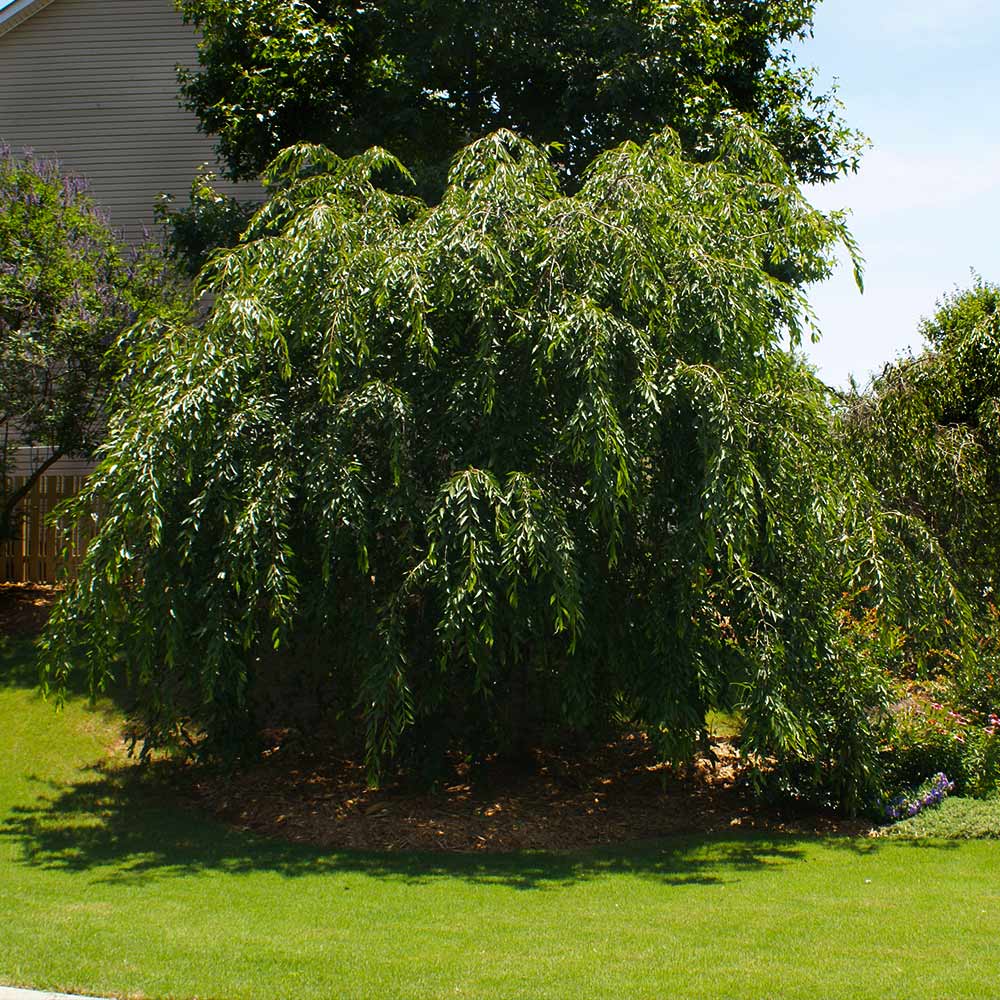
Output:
[878, 793, 1000, 840]
[3, 637, 1000, 1000]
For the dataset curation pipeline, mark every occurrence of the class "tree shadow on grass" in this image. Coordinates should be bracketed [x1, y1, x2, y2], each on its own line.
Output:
[0, 636, 128, 724]
[0, 757, 948, 892]
[0, 637, 47, 690]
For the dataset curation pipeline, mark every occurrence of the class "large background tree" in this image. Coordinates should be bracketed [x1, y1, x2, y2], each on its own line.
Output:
[45, 124, 952, 811]
[178, 0, 863, 196]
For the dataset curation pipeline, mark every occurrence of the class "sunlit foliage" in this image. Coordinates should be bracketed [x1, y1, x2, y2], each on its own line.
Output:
[178, 0, 864, 194]
[841, 279, 1000, 609]
[45, 124, 949, 811]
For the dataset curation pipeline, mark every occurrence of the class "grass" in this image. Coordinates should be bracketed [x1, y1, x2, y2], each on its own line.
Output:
[705, 708, 742, 740]
[1, 638, 999, 1000]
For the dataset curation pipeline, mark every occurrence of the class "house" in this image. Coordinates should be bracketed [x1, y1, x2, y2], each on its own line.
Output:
[1, 0, 263, 581]
[0, 0, 260, 242]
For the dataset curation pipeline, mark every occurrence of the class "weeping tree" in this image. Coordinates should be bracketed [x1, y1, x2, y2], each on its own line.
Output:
[44, 121, 956, 810]
[167, 1, 865, 269]
[841, 279, 1000, 607]
[178, 0, 864, 192]
[839, 280, 999, 711]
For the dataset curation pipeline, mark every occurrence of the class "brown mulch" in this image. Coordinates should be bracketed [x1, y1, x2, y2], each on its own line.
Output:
[0, 582, 58, 637]
[188, 732, 874, 853]
[0, 583, 874, 852]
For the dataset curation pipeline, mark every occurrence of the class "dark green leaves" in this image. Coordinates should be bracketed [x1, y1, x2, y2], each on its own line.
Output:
[45, 125, 919, 807]
[179, 0, 864, 194]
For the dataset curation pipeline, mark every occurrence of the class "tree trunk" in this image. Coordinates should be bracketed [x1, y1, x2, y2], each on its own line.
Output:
[0, 449, 65, 542]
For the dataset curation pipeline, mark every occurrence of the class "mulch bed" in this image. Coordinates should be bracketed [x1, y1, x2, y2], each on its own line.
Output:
[0, 582, 58, 637]
[187, 732, 874, 852]
[0, 581, 873, 851]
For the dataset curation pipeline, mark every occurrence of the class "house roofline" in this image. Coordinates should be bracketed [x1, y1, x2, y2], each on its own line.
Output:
[0, 0, 58, 39]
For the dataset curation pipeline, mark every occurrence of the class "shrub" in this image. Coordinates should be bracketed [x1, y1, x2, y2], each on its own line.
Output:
[952, 603, 1000, 716]
[840, 279, 1000, 619]
[883, 688, 1000, 797]
[960, 716, 1000, 798]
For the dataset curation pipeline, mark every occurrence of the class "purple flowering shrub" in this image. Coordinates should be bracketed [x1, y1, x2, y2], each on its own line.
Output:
[0, 146, 184, 539]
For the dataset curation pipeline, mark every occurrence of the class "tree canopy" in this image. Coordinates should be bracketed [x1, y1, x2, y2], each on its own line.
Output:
[45, 124, 945, 812]
[178, 0, 863, 196]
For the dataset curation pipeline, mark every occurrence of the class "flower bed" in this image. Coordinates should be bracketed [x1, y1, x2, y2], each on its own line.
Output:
[883, 682, 1000, 797]
[884, 772, 955, 823]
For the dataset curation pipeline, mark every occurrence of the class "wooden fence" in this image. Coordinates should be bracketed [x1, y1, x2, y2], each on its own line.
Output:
[1, 474, 96, 583]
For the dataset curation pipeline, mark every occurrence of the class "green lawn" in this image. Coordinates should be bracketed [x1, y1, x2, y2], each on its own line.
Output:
[1, 638, 998, 1000]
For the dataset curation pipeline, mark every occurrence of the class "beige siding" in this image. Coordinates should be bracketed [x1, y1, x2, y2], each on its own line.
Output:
[4, 424, 95, 475]
[0, 0, 262, 242]
[9, 447, 94, 478]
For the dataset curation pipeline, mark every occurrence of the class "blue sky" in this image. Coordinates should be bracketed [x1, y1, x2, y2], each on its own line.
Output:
[796, 0, 1000, 388]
